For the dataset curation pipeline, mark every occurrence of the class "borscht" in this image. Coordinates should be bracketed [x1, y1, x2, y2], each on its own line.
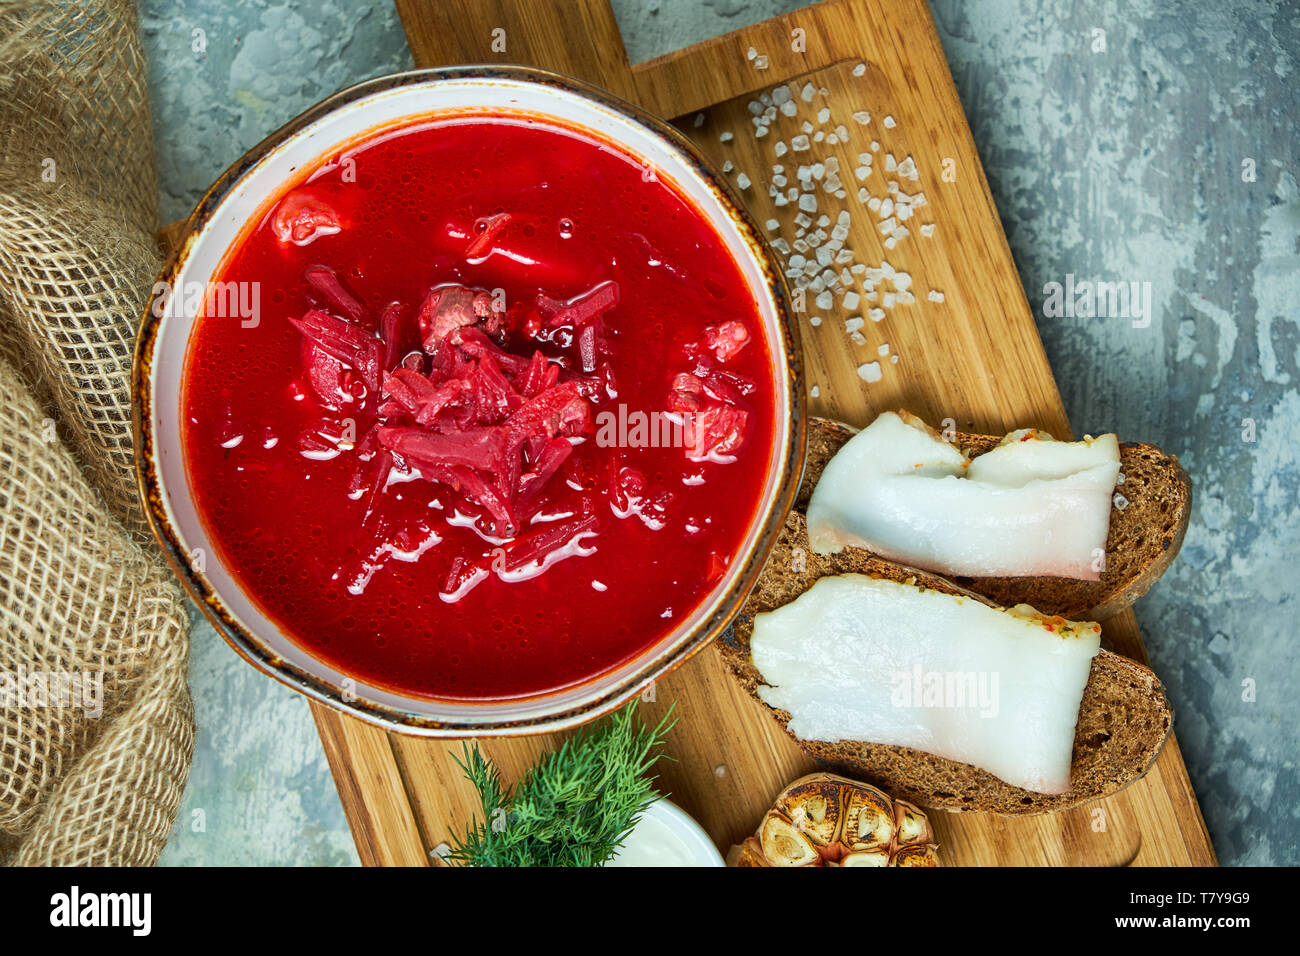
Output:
[181, 114, 777, 700]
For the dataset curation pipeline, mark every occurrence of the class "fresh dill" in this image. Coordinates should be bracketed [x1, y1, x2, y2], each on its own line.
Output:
[446, 700, 675, 867]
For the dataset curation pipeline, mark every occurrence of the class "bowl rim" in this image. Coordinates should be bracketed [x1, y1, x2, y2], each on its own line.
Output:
[132, 63, 806, 737]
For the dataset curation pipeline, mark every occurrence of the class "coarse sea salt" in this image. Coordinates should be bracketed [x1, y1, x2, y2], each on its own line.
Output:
[857, 361, 882, 383]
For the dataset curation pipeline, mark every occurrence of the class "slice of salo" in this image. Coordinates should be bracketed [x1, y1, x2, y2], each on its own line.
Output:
[751, 573, 1101, 794]
[805, 411, 1121, 579]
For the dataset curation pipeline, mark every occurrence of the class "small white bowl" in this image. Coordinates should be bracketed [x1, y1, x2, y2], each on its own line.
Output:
[604, 798, 725, 867]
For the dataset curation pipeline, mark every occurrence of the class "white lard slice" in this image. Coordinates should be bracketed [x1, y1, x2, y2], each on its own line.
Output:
[751, 574, 1101, 794]
[805, 411, 1121, 579]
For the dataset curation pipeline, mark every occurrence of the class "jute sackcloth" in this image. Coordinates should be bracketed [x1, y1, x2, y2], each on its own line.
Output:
[0, 0, 194, 866]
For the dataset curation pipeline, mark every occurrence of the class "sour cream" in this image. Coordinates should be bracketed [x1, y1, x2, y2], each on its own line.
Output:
[604, 799, 725, 867]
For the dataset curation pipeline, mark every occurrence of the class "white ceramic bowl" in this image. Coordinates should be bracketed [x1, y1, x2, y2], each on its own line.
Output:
[604, 799, 726, 867]
[133, 66, 804, 737]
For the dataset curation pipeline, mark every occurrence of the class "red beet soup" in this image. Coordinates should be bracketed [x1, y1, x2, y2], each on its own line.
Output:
[181, 114, 777, 700]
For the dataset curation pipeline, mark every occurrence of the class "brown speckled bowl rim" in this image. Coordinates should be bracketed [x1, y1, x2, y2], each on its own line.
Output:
[132, 64, 806, 737]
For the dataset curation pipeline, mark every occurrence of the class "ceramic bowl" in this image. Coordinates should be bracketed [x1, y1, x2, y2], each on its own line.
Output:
[133, 65, 804, 736]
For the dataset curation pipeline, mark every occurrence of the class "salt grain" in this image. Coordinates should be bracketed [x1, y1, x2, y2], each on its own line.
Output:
[927, 289, 945, 302]
[857, 361, 882, 383]
[883, 114, 896, 128]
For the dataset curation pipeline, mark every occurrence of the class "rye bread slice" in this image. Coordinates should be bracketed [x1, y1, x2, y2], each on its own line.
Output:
[720, 512, 1174, 815]
[797, 416, 1192, 620]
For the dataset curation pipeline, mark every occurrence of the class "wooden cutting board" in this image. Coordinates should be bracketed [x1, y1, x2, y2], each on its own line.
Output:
[296, 0, 1215, 866]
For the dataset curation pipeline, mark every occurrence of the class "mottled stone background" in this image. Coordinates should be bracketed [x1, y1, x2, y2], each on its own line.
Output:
[140, 0, 1298, 866]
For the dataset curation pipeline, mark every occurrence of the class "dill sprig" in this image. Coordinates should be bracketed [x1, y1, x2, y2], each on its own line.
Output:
[446, 700, 675, 867]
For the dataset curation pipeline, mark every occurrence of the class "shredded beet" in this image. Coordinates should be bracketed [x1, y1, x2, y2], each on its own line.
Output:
[464, 212, 513, 260]
[541, 280, 619, 329]
[288, 264, 623, 571]
[289, 309, 381, 393]
[668, 338, 754, 462]
[305, 264, 368, 326]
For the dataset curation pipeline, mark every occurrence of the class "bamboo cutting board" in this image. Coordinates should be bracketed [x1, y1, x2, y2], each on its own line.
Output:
[296, 0, 1215, 866]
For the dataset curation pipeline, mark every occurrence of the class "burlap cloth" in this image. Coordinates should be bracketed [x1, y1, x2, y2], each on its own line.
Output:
[0, 0, 194, 865]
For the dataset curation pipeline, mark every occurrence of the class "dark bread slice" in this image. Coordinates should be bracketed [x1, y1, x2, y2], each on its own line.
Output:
[797, 416, 1192, 620]
[720, 512, 1174, 815]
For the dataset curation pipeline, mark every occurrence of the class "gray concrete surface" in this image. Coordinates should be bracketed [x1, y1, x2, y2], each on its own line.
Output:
[141, 0, 1298, 866]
